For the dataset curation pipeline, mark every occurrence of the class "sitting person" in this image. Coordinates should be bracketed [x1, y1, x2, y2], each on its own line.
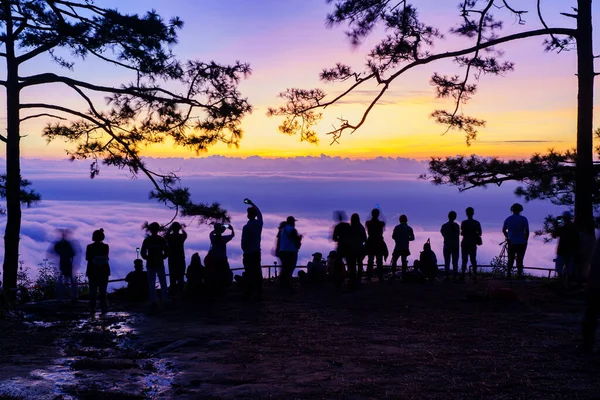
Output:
[125, 259, 149, 301]
[185, 252, 205, 297]
[414, 240, 438, 281]
[326, 250, 346, 288]
[303, 252, 325, 284]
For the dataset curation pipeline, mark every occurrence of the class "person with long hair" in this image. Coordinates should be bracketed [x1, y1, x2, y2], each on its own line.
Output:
[347, 213, 367, 288]
[206, 222, 235, 291]
[86, 228, 110, 315]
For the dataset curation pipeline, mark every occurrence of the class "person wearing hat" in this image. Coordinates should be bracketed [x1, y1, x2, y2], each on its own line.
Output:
[141, 222, 169, 307]
[278, 215, 302, 293]
[502, 203, 530, 280]
[241, 199, 263, 300]
[552, 211, 579, 280]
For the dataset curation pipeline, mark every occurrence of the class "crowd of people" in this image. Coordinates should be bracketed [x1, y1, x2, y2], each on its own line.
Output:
[48, 199, 600, 353]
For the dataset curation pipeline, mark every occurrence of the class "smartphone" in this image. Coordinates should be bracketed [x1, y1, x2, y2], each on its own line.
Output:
[375, 203, 380, 209]
[556, 217, 563, 224]
[223, 223, 230, 229]
[243, 198, 251, 204]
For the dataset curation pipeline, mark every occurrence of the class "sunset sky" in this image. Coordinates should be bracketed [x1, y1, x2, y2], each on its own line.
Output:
[13, 0, 593, 160]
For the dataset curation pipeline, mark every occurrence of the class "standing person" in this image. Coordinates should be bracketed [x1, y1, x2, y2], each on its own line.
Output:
[583, 232, 600, 353]
[332, 211, 351, 289]
[141, 222, 169, 307]
[241, 198, 263, 301]
[54, 229, 78, 301]
[440, 211, 460, 281]
[460, 207, 482, 283]
[365, 208, 386, 281]
[85, 228, 110, 315]
[166, 222, 187, 293]
[391, 215, 415, 280]
[347, 213, 367, 288]
[553, 211, 579, 280]
[278, 216, 302, 293]
[502, 203, 529, 280]
[206, 222, 235, 291]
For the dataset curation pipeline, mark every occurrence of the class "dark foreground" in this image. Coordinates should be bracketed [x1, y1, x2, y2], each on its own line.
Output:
[0, 278, 598, 399]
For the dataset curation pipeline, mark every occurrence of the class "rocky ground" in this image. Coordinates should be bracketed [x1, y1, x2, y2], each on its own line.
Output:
[0, 277, 598, 399]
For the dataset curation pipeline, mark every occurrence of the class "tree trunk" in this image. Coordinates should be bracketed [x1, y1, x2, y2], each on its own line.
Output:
[3, 5, 21, 294]
[575, 0, 595, 235]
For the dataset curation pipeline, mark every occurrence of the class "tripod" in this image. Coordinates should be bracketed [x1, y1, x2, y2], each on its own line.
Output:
[485, 240, 509, 297]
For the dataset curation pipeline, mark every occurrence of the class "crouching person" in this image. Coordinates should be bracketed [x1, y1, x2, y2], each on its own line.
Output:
[125, 259, 148, 302]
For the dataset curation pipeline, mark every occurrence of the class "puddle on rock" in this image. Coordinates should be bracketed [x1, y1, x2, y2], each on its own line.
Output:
[0, 311, 175, 399]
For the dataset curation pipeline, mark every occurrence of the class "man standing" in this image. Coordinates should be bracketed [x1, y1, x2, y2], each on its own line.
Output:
[241, 198, 263, 300]
[552, 211, 579, 280]
[441, 211, 460, 281]
[278, 216, 302, 293]
[502, 203, 529, 280]
[461, 207, 482, 283]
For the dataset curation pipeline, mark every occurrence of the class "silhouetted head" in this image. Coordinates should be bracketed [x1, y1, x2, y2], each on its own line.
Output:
[134, 259, 143, 271]
[148, 222, 161, 235]
[247, 206, 258, 220]
[399, 214, 408, 224]
[190, 252, 202, 267]
[328, 250, 337, 259]
[286, 216, 297, 227]
[312, 252, 323, 261]
[448, 211, 457, 222]
[465, 207, 474, 218]
[278, 221, 287, 230]
[92, 228, 105, 242]
[333, 210, 348, 222]
[170, 222, 181, 233]
[350, 213, 361, 226]
[213, 223, 226, 235]
[510, 203, 523, 214]
[562, 211, 572, 222]
[371, 208, 380, 220]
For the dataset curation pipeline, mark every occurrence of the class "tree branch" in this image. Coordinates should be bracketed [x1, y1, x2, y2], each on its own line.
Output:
[20, 113, 67, 123]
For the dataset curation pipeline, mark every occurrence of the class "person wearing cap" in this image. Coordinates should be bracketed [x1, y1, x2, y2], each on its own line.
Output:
[278, 215, 302, 293]
[552, 211, 579, 280]
[141, 222, 169, 307]
[241, 199, 263, 300]
[502, 203, 529, 280]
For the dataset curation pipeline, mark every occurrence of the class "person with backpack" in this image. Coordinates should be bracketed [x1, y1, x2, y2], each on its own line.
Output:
[141, 222, 169, 307]
[166, 222, 187, 293]
[440, 211, 460, 281]
[461, 207, 482, 283]
[86, 228, 110, 315]
[502, 203, 529, 280]
[278, 216, 302, 293]
[391, 214, 415, 280]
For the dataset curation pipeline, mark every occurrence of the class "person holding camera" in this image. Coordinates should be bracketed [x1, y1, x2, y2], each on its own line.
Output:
[241, 198, 263, 300]
[502, 203, 529, 280]
[166, 222, 187, 293]
[206, 222, 235, 292]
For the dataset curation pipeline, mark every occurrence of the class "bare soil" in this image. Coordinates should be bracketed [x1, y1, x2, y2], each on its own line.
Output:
[0, 278, 598, 399]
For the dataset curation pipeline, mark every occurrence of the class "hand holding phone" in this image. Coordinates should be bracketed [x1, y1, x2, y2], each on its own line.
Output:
[223, 223, 230, 229]
[243, 198, 252, 205]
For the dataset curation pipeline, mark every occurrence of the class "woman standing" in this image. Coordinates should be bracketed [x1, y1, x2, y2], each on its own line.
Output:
[86, 228, 110, 315]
